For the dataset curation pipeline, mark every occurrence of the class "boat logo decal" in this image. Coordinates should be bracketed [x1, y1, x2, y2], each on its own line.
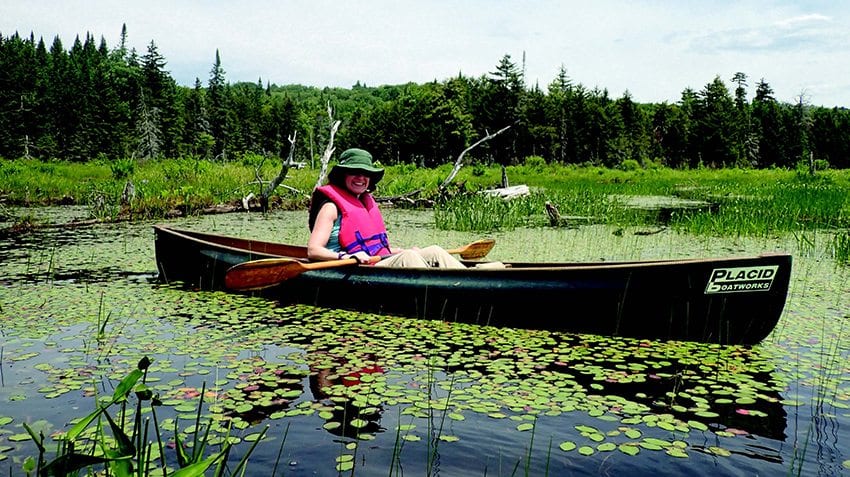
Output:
[705, 265, 778, 294]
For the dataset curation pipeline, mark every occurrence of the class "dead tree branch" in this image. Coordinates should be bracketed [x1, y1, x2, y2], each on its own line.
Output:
[262, 132, 302, 203]
[439, 122, 514, 191]
[314, 102, 341, 191]
[241, 129, 305, 211]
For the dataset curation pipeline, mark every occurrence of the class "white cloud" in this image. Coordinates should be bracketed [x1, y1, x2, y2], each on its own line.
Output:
[774, 13, 831, 27]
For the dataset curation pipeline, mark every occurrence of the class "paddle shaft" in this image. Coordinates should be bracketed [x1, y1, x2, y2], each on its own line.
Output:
[224, 256, 378, 291]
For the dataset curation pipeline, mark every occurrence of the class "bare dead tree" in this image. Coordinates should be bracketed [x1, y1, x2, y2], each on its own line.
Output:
[262, 132, 302, 201]
[314, 102, 341, 191]
[439, 122, 514, 191]
[240, 102, 339, 211]
[241, 133, 306, 212]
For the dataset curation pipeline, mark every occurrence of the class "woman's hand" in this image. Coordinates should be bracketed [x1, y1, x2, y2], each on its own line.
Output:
[344, 251, 372, 264]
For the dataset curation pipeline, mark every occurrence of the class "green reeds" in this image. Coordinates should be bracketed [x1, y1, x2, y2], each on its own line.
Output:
[437, 167, 850, 237]
[435, 193, 544, 231]
[833, 230, 850, 264]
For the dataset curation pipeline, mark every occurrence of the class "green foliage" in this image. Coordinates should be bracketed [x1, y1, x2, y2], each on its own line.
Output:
[436, 165, 850, 236]
[2, 158, 850, 238]
[524, 155, 547, 171]
[110, 158, 136, 180]
[435, 193, 543, 231]
[619, 159, 641, 171]
[239, 153, 268, 168]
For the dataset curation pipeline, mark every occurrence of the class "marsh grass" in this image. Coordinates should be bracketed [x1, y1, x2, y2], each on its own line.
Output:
[832, 230, 850, 263]
[438, 166, 850, 236]
[95, 291, 110, 343]
[2, 158, 849, 237]
[435, 193, 544, 231]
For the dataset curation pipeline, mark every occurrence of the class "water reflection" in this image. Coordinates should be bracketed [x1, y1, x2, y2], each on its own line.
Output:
[192, 296, 793, 469]
[533, 336, 789, 441]
[309, 351, 386, 438]
[294, 314, 789, 443]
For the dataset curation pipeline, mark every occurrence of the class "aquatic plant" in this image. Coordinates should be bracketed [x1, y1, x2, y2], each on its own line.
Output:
[20, 356, 266, 477]
[832, 230, 850, 264]
[435, 192, 544, 231]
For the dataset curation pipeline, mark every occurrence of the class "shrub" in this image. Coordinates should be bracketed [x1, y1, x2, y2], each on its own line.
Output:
[619, 159, 641, 171]
[110, 158, 136, 180]
[524, 155, 547, 171]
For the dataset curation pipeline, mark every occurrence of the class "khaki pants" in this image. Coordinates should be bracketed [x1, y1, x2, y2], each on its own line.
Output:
[375, 246, 466, 269]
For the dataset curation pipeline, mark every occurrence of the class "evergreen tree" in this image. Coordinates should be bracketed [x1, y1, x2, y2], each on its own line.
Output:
[140, 40, 180, 157]
[546, 65, 573, 164]
[135, 90, 162, 159]
[180, 78, 212, 158]
[649, 102, 689, 167]
[730, 72, 755, 165]
[693, 76, 737, 167]
[678, 88, 700, 168]
[520, 83, 553, 160]
[3, 27, 850, 172]
[810, 106, 850, 169]
[752, 79, 788, 167]
[472, 54, 524, 165]
[614, 91, 649, 164]
[207, 49, 229, 160]
[0, 33, 36, 158]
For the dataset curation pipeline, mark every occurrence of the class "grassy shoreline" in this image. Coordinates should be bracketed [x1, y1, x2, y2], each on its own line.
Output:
[2, 157, 849, 238]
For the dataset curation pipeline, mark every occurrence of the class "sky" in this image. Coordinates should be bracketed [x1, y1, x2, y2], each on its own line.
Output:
[3, 1, 849, 107]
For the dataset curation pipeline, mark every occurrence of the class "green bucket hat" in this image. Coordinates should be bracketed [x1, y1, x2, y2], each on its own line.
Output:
[329, 148, 385, 187]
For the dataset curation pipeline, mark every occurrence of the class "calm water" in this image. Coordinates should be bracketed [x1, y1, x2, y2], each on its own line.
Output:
[1, 209, 848, 476]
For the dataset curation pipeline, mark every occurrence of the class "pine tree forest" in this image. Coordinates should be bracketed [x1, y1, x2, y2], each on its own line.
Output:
[2, 28, 849, 169]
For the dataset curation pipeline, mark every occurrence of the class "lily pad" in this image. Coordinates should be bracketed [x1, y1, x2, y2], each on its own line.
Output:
[578, 446, 595, 456]
[559, 441, 576, 452]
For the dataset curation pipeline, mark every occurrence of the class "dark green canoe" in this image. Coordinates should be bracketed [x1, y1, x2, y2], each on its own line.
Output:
[153, 225, 791, 345]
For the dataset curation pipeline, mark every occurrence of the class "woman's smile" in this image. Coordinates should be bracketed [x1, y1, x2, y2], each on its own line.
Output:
[346, 174, 370, 193]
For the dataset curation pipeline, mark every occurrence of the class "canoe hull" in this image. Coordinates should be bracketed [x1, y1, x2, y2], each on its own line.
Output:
[153, 225, 791, 345]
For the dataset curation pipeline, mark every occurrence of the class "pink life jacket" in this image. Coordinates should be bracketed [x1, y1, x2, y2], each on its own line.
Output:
[317, 184, 392, 257]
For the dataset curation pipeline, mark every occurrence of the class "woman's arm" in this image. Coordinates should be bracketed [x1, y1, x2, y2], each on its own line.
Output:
[307, 202, 343, 261]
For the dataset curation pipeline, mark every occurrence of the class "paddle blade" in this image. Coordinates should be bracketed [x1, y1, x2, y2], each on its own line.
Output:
[224, 258, 308, 291]
[452, 239, 495, 260]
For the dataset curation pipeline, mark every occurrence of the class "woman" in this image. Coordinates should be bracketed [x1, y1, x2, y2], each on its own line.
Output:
[307, 148, 465, 269]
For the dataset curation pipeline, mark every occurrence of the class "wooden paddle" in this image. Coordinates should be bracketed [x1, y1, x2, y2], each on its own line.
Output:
[225, 239, 495, 291]
[224, 256, 380, 291]
[449, 238, 495, 260]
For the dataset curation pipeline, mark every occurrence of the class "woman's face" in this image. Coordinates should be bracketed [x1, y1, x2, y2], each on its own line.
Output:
[344, 172, 370, 195]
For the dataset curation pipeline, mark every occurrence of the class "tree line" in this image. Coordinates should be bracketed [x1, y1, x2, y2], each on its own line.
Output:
[2, 26, 849, 169]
